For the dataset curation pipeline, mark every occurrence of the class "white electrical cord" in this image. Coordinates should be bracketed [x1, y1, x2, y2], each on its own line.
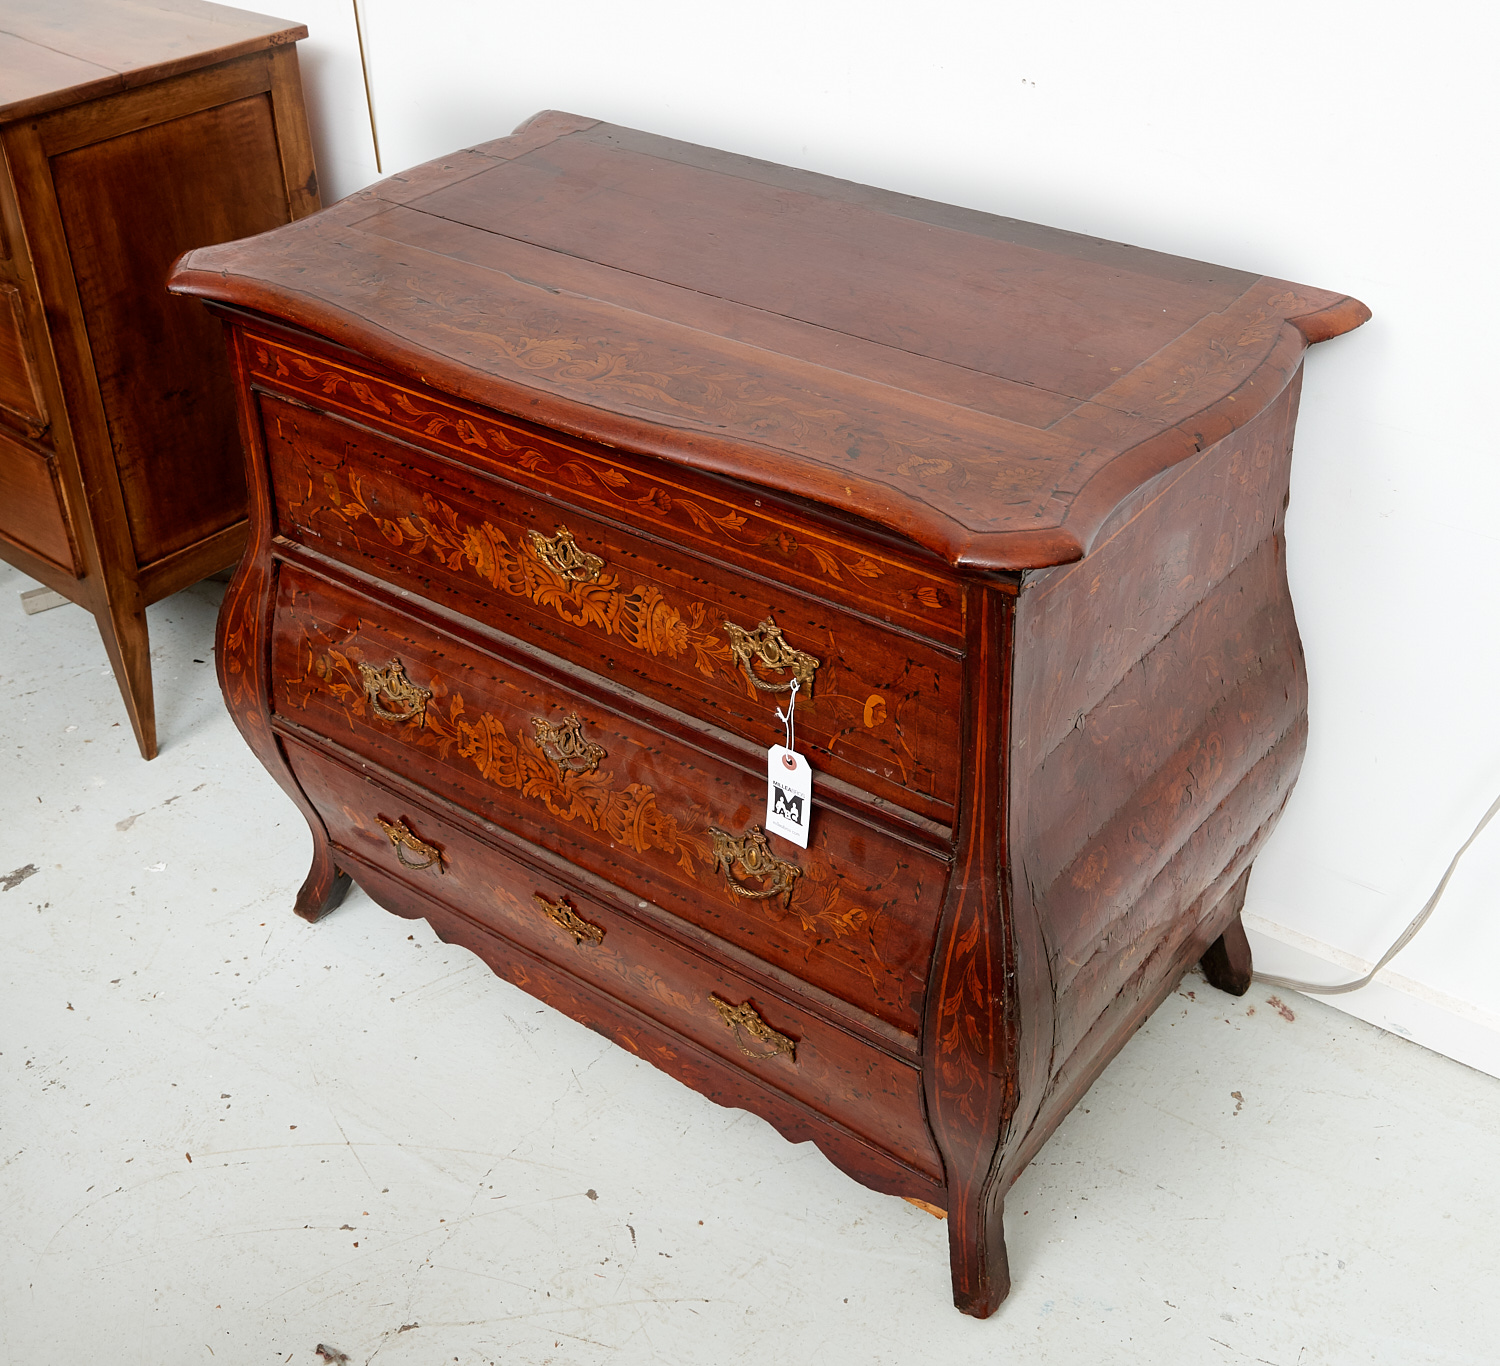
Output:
[1255, 789, 1500, 995]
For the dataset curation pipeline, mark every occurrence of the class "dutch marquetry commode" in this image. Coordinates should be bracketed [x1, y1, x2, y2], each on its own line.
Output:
[169, 112, 1368, 1316]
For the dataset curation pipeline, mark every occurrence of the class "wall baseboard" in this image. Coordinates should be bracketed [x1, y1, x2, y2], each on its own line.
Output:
[1242, 913, 1500, 1081]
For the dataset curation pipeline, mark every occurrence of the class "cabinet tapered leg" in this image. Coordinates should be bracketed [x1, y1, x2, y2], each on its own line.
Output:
[95, 598, 156, 761]
[1200, 866, 1255, 996]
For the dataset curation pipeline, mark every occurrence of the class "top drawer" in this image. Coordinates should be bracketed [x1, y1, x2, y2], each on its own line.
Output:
[244, 332, 964, 644]
[256, 383, 962, 825]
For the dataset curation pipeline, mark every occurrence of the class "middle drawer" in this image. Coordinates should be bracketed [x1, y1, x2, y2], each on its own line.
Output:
[269, 563, 947, 1033]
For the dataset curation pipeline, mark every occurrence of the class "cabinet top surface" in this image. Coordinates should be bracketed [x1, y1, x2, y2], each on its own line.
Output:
[172, 111, 1369, 572]
[0, 0, 304, 121]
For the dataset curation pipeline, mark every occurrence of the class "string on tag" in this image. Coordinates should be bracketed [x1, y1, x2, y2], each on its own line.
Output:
[775, 677, 799, 759]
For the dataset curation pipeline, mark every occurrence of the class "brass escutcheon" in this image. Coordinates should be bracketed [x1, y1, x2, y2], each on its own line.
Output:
[375, 816, 444, 873]
[526, 525, 605, 584]
[708, 823, 802, 908]
[532, 714, 606, 774]
[358, 658, 431, 724]
[710, 994, 797, 1063]
[722, 618, 819, 696]
[534, 892, 605, 946]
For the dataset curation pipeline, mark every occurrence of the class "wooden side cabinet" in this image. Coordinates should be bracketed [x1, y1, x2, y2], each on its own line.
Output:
[0, 0, 319, 757]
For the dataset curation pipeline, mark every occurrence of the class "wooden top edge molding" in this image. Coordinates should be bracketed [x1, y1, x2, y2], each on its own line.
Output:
[168, 112, 1370, 574]
[0, 0, 306, 122]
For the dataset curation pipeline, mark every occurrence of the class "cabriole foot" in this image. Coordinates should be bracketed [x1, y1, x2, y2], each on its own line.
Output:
[947, 1184, 1011, 1318]
[294, 851, 352, 923]
[1201, 910, 1254, 996]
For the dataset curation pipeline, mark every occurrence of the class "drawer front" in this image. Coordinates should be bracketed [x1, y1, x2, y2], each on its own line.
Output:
[270, 564, 946, 1032]
[0, 427, 75, 571]
[258, 388, 961, 824]
[0, 283, 49, 441]
[283, 735, 943, 1181]
[247, 331, 964, 642]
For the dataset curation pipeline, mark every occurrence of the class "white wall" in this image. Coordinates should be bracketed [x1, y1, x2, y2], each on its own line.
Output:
[282, 0, 1500, 1076]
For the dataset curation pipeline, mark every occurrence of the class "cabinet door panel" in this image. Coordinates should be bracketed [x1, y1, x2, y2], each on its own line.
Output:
[49, 91, 291, 567]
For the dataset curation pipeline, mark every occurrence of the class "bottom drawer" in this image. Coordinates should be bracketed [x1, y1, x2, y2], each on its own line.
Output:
[283, 735, 944, 1183]
[0, 429, 75, 571]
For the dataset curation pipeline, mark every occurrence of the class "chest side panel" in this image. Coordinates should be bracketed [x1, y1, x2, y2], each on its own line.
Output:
[1009, 373, 1311, 1084]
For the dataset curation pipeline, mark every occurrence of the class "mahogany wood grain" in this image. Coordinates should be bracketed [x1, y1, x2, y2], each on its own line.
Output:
[173, 114, 1368, 1316]
[0, 1, 318, 759]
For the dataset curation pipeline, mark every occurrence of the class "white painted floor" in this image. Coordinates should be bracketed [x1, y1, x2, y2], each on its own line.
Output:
[3, 556, 1498, 1366]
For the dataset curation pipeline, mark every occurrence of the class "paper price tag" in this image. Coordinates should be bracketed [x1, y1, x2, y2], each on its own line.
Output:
[765, 744, 813, 847]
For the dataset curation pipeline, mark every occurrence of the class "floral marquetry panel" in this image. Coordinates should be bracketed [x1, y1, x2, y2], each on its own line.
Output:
[259, 390, 963, 825]
[247, 336, 966, 643]
[268, 564, 946, 1033]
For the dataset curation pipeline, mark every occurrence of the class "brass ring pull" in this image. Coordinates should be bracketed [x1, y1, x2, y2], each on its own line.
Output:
[526, 526, 605, 584]
[532, 714, 606, 774]
[534, 892, 605, 946]
[709, 823, 801, 908]
[710, 994, 797, 1063]
[358, 659, 431, 724]
[722, 618, 819, 696]
[375, 816, 444, 873]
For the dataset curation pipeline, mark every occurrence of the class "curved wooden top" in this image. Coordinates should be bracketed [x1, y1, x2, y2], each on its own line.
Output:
[0, 0, 305, 122]
[170, 111, 1369, 573]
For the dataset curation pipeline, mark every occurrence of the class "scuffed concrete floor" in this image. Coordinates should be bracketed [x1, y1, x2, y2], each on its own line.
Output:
[3, 557, 1498, 1366]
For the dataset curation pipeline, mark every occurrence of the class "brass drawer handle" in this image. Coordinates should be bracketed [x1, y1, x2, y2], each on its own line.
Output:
[709, 823, 801, 907]
[375, 816, 444, 872]
[723, 618, 819, 696]
[711, 994, 797, 1063]
[534, 892, 605, 946]
[532, 714, 606, 774]
[358, 659, 431, 724]
[526, 525, 605, 584]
